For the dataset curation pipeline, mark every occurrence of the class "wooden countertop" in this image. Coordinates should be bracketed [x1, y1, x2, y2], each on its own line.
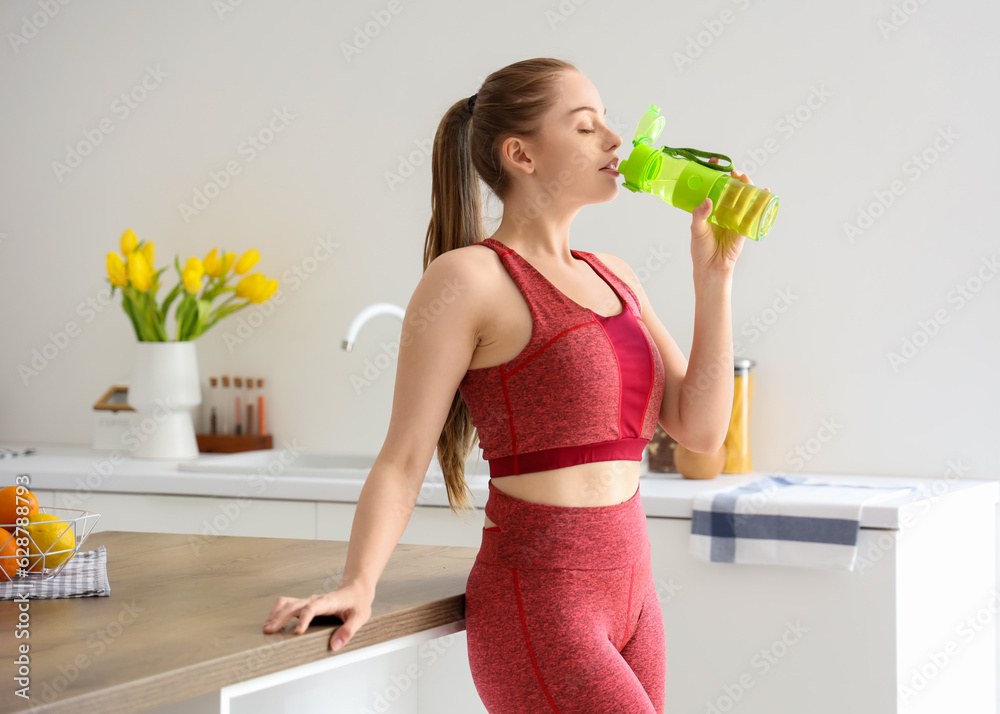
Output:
[0, 531, 478, 713]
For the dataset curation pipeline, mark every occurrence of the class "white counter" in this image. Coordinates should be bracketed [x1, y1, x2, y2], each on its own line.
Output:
[0, 443, 995, 529]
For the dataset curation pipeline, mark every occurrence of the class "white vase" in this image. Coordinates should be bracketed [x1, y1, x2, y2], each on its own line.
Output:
[126, 341, 202, 460]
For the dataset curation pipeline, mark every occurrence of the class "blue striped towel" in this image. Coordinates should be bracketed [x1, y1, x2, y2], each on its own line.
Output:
[690, 475, 918, 570]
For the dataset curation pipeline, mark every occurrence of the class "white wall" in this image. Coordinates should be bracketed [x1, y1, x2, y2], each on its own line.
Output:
[0, 0, 997, 481]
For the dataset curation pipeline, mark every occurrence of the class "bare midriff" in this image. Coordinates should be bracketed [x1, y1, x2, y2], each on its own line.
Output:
[482, 459, 641, 529]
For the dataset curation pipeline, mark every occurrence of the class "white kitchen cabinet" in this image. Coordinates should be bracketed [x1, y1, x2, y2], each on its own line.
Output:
[313, 501, 355, 541]
[145, 622, 488, 714]
[316, 502, 486, 547]
[38, 489, 486, 550]
[48, 490, 316, 540]
[648, 492, 997, 713]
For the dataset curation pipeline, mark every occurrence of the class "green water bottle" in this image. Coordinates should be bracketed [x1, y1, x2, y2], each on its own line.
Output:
[618, 104, 779, 241]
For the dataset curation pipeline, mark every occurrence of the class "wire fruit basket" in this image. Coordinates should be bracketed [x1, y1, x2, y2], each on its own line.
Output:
[0, 507, 101, 582]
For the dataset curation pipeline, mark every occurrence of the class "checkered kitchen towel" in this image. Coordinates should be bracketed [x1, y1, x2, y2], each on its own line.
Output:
[0, 545, 110, 599]
[690, 476, 917, 570]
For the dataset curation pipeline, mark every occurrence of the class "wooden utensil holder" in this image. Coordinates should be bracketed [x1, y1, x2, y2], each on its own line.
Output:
[195, 433, 273, 453]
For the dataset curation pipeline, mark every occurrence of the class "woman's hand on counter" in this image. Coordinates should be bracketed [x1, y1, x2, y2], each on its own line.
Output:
[262, 583, 373, 651]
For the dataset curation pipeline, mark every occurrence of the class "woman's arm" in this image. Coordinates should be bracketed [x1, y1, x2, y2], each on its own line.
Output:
[597, 163, 755, 453]
[682, 268, 734, 453]
[338, 248, 486, 592]
[263, 248, 486, 648]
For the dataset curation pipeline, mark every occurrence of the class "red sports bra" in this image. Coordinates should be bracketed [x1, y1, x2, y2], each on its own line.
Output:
[458, 237, 665, 478]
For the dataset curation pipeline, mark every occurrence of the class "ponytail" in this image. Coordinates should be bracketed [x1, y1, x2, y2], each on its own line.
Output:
[423, 57, 578, 514]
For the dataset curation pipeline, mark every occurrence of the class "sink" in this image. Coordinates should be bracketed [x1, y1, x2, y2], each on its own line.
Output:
[177, 449, 490, 481]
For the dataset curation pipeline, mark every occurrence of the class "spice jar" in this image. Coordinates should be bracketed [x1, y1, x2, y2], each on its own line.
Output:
[722, 358, 755, 473]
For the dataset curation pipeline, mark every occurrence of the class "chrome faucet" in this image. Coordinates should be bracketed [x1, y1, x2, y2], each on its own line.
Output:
[341, 302, 405, 352]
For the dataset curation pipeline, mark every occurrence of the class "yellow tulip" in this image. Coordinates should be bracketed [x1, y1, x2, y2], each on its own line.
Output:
[182, 268, 203, 294]
[203, 248, 221, 278]
[235, 274, 278, 304]
[127, 250, 153, 292]
[222, 251, 237, 275]
[253, 278, 279, 304]
[141, 241, 155, 269]
[235, 273, 266, 300]
[106, 252, 127, 287]
[184, 256, 204, 278]
[235, 249, 260, 275]
[120, 228, 137, 257]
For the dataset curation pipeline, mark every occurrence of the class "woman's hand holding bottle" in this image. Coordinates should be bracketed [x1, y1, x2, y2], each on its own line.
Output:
[689, 157, 769, 275]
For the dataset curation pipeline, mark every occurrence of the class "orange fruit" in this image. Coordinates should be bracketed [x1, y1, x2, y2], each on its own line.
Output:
[0, 527, 18, 581]
[674, 442, 727, 480]
[0, 486, 38, 528]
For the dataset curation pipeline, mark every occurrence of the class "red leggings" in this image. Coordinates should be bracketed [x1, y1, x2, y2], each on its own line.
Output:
[465, 480, 666, 713]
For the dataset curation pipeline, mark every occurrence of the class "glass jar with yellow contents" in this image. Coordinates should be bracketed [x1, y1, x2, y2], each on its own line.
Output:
[722, 358, 756, 473]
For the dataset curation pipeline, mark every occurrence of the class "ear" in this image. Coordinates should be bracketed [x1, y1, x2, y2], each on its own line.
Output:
[501, 135, 536, 177]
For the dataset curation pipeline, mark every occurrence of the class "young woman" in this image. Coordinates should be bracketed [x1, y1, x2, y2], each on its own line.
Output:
[263, 57, 758, 713]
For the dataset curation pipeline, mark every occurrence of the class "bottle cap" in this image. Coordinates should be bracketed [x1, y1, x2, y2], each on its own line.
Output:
[210, 377, 218, 386]
[234, 377, 243, 387]
[632, 104, 666, 147]
[734, 359, 756, 373]
[222, 375, 230, 386]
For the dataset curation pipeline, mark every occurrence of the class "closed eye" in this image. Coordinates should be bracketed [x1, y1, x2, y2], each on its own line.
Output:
[579, 129, 595, 134]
